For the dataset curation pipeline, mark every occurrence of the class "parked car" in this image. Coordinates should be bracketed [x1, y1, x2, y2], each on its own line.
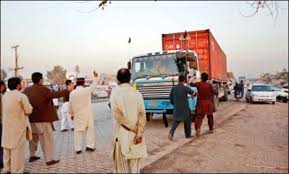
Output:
[281, 84, 288, 93]
[246, 84, 276, 104]
[273, 86, 288, 103]
[92, 85, 109, 99]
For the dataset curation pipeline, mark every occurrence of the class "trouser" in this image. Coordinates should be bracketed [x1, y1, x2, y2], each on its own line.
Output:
[3, 143, 25, 173]
[0, 123, 3, 168]
[74, 125, 95, 152]
[169, 117, 191, 137]
[113, 140, 141, 173]
[61, 114, 74, 130]
[194, 114, 214, 131]
[29, 122, 54, 162]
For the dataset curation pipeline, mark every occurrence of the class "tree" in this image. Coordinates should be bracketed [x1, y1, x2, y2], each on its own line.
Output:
[260, 72, 272, 83]
[278, 68, 288, 81]
[241, 1, 281, 22]
[47, 65, 67, 85]
[1, 69, 7, 80]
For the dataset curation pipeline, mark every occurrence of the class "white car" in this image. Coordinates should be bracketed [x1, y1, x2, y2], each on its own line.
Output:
[273, 86, 288, 103]
[246, 84, 276, 104]
[281, 84, 288, 93]
[93, 85, 109, 98]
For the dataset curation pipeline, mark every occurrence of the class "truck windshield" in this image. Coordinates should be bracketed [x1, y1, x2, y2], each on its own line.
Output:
[252, 85, 273, 92]
[132, 54, 179, 80]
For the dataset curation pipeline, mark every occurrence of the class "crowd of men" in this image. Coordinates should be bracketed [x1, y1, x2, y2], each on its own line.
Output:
[0, 68, 217, 173]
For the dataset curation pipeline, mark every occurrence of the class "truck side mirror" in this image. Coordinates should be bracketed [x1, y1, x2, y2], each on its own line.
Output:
[247, 89, 251, 92]
[127, 61, 132, 70]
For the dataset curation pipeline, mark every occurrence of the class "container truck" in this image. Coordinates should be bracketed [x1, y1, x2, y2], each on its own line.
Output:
[127, 29, 228, 127]
[162, 29, 228, 101]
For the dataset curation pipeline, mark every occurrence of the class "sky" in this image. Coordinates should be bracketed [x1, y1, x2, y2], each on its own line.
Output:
[1, 1, 288, 79]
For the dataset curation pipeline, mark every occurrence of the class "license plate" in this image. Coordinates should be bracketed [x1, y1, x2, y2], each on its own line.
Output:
[148, 101, 157, 107]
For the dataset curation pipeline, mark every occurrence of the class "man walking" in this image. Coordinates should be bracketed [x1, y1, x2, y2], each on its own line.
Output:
[2, 77, 33, 173]
[110, 68, 147, 173]
[0, 80, 7, 169]
[168, 74, 196, 141]
[23, 72, 70, 166]
[69, 71, 98, 154]
[191, 72, 218, 137]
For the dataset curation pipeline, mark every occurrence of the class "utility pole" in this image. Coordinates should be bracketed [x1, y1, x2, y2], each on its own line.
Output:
[11, 45, 23, 77]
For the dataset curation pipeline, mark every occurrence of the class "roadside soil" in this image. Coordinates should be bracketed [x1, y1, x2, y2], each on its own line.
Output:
[142, 102, 288, 173]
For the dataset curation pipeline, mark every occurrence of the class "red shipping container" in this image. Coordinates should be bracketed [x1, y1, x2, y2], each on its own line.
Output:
[162, 29, 227, 82]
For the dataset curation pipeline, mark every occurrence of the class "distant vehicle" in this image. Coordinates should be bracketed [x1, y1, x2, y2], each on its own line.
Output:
[281, 84, 288, 93]
[93, 85, 109, 99]
[273, 86, 288, 103]
[234, 90, 243, 101]
[106, 83, 118, 97]
[246, 84, 276, 104]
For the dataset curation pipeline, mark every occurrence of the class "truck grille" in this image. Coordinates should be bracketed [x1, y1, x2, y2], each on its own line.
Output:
[137, 82, 174, 99]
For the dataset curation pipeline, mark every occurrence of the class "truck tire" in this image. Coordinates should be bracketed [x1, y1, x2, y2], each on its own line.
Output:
[146, 113, 153, 121]
[162, 113, 168, 128]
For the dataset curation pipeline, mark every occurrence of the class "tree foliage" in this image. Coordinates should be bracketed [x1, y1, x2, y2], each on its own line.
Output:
[241, 1, 281, 22]
[260, 68, 288, 84]
[46, 65, 67, 85]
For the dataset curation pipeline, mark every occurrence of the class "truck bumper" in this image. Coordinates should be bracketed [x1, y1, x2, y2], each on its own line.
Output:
[144, 98, 197, 114]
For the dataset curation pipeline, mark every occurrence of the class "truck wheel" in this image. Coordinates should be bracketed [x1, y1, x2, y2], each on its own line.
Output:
[272, 101, 275, 105]
[146, 113, 152, 121]
[162, 113, 168, 128]
[283, 99, 288, 103]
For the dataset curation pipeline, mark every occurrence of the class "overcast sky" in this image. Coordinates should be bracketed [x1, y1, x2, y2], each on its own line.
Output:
[1, 1, 288, 79]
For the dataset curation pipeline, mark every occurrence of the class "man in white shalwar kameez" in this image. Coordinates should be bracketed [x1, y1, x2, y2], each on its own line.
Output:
[60, 80, 75, 132]
[69, 71, 98, 154]
[2, 77, 33, 173]
[110, 68, 147, 173]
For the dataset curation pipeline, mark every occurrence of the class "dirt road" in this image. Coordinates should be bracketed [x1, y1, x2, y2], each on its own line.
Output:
[142, 102, 288, 173]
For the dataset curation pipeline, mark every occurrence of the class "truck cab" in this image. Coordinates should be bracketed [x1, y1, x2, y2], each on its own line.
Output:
[128, 50, 200, 127]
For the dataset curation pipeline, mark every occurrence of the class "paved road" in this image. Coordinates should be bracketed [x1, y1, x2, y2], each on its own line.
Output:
[143, 101, 288, 173]
[1, 99, 244, 173]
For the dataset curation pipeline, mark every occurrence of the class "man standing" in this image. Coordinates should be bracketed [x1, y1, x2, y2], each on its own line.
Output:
[0, 80, 7, 169]
[239, 80, 245, 98]
[23, 72, 70, 166]
[60, 80, 75, 132]
[191, 72, 218, 137]
[168, 74, 196, 141]
[110, 68, 147, 173]
[69, 71, 98, 154]
[2, 77, 33, 173]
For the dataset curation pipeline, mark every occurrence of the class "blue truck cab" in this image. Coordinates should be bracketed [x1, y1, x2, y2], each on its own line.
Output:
[127, 50, 200, 127]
